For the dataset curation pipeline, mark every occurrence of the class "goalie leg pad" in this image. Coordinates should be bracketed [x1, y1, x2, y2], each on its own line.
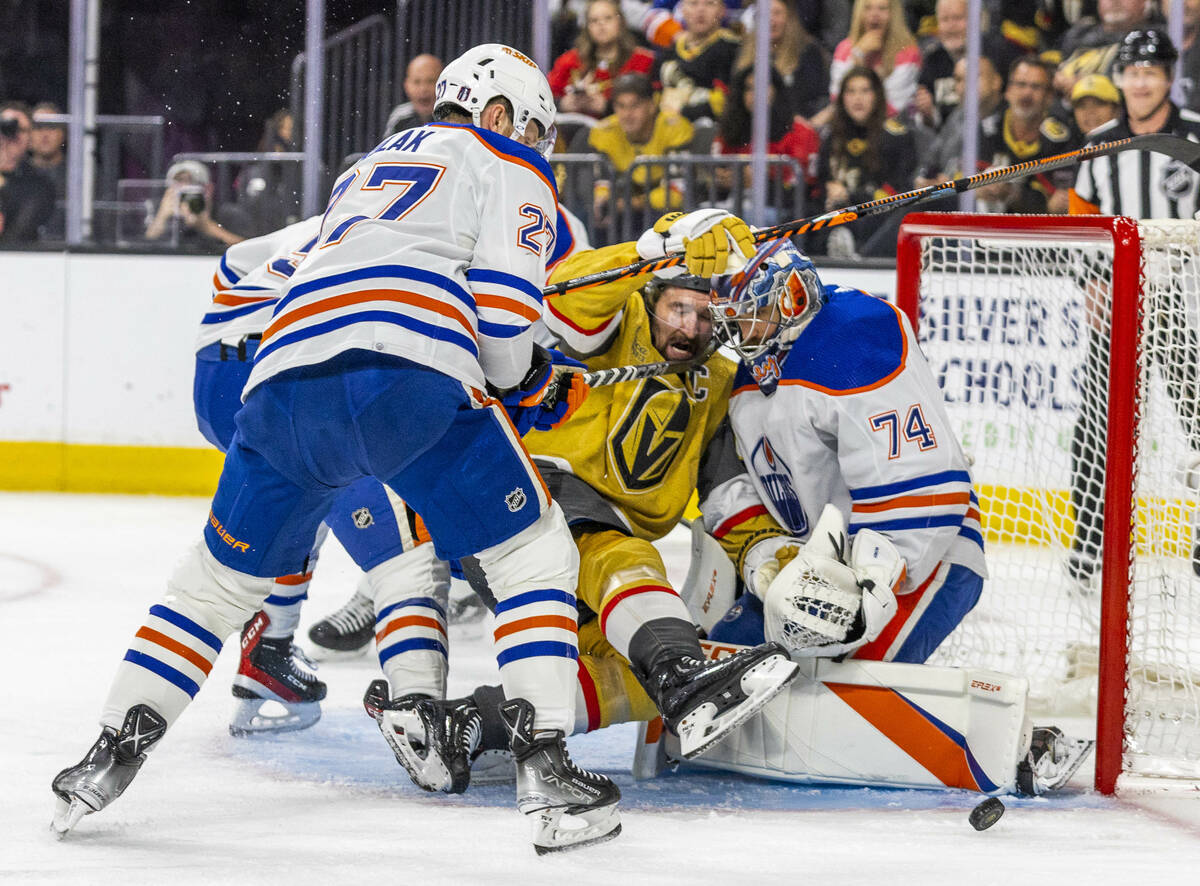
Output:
[686, 644, 1030, 795]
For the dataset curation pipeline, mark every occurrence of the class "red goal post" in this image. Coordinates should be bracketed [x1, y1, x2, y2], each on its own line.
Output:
[896, 212, 1200, 794]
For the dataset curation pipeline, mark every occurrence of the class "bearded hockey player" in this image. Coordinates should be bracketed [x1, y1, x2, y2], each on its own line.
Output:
[365, 209, 801, 799]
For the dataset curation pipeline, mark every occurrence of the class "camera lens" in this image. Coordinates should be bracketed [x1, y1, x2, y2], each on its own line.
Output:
[183, 193, 206, 214]
[0, 117, 21, 139]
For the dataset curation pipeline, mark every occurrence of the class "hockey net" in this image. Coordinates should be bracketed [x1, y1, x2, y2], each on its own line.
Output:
[896, 213, 1200, 793]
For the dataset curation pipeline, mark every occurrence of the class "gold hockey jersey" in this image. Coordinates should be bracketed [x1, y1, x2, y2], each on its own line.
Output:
[531, 242, 736, 541]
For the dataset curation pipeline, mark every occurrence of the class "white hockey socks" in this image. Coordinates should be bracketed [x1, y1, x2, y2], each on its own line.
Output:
[474, 505, 580, 734]
[101, 541, 280, 731]
[371, 545, 451, 700]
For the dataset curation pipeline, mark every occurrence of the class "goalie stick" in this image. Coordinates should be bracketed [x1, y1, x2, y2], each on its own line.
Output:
[542, 133, 1200, 296]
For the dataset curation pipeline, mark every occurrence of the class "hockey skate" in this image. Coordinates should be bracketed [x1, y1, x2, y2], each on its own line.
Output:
[51, 704, 166, 837]
[307, 587, 375, 659]
[363, 680, 486, 793]
[647, 641, 800, 758]
[500, 698, 621, 855]
[1016, 726, 1095, 796]
[230, 611, 326, 736]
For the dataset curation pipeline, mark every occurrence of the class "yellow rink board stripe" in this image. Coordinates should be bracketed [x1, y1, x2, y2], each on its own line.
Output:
[0, 442, 223, 496]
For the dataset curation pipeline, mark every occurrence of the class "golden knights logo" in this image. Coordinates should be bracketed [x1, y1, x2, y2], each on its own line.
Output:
[610, 377, 694, 491]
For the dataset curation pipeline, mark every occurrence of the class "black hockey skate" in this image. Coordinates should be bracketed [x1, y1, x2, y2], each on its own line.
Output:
[647, 641, 800, 758]
[500, 698, 621, 855]
[230, 611, 326, 736]
[1016, 726, 1095, 796]
[363, 680, 485, 794]
[307, 587, 375, 659]
[51, 704, 166, 837]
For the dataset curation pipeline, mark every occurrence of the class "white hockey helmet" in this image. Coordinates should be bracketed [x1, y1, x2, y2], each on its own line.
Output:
[435, 43, 557, 156]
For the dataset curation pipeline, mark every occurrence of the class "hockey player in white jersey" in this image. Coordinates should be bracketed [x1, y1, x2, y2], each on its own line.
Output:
[52, 43, 620, 853]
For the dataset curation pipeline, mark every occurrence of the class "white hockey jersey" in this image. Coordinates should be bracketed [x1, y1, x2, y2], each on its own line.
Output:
[195, 215, 323, 352]
[244, 123, 562, 396]
[704, 287, 987, 592]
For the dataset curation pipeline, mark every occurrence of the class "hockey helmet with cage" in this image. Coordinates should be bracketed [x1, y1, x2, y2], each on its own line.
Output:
[710, 238, 824, 364]
[1114, 29, 1178, 74]
[435, 44, 557, 156]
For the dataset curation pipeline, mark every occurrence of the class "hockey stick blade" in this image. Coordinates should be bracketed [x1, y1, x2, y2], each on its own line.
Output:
[543, 133, 1200, 296]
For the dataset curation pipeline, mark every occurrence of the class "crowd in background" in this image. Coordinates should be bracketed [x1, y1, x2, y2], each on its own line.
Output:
[4, 0, 1200, 256]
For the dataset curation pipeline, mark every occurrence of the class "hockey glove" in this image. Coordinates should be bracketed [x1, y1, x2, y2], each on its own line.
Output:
[761, 505, 900, 659]
[635, 209, 756, 279]
[500, 345, 588, 435]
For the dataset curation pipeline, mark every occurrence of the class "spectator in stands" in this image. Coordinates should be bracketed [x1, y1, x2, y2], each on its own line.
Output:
[642, 0, 745, 48]
[1055, 0, 1163, 100]
[712, 65, 820, 221]
[145, 159, 244, 250]
[1070, 72, 1121, 138]
[656, 0, 742, 121]
[1172, 0, 1200, 112]
[734, 0, 830, 124]
[549, 0, 655, 119]
[815, 66, 917, 258]
[976, 55, 1076, 214]
[915, 52, 1005, 185]
[29, 101, 65, 240]
[588, 73, 694, 229]
[256, 109, 295, 153]
[829, 0, 922, 117]
[384, 54, 443, 136]
[0, 101, 55, 244]
[913, 0, 967, 132]
[30, 102, 65, 196]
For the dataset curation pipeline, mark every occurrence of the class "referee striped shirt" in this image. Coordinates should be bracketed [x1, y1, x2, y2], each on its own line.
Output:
[1070, 104, 1200, 218]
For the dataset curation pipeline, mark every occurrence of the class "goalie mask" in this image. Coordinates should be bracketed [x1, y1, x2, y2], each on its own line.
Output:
[435, 43, 557, 157]
[710, 238, 824, 393]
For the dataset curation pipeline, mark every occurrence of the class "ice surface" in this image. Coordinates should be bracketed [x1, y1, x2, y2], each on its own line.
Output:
[2, 492, 1198, 884]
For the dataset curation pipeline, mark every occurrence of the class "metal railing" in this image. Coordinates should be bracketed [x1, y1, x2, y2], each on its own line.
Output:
[605, 155, 807, 245]
[290, 15, 394, 177]
[394, 0, 534, 80]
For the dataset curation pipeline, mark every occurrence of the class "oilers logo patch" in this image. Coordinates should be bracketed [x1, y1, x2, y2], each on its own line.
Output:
[750, 436, 808, 534]
[505, 487, 528, 512]
[352, 507, 374, 529]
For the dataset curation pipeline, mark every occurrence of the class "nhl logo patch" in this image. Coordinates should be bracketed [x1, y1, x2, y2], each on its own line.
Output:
[505, 487, 528, 512]
[352, 507, 374, 529]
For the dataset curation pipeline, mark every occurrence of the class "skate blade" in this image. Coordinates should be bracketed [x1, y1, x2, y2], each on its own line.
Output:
[377, 711, 453, 792]
[470, 749, 516, 785]
[306, 643, 372, 662]
[50, 796, 90, 838]
[1042, 738, 1096, 792]
[530, 805, 621, 855]
[229, 698, 322, 736]
[676, 653, 800, 759]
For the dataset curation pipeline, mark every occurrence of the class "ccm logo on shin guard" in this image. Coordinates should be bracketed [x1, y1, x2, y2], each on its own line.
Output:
[209, 511, 250, 553]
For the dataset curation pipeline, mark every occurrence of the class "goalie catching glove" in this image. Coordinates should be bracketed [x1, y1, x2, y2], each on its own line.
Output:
[636, 208, 756, 279]
[752, 504, 902, 659]
[497, 344, 588, 436]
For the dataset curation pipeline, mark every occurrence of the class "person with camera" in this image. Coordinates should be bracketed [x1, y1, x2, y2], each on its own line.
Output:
[0, 101, 55, 244]
[145, 159, 244, 250]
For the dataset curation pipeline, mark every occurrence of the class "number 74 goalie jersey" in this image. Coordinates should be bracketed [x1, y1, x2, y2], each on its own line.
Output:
[704, 287, 988, 597]
[244, 123, 565, 398]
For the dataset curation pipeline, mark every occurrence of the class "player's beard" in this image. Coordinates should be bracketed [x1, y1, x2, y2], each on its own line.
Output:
[659, 328, 710, 362]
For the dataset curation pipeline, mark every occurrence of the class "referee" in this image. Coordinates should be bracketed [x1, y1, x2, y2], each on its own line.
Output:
[1068, 28, 1200, 582]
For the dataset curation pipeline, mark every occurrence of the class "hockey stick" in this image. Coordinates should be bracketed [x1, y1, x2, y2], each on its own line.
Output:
[543, 133, 1200, 296]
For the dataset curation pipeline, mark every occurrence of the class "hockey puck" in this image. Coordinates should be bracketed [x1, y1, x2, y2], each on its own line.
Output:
[968, 797, 1005, 831]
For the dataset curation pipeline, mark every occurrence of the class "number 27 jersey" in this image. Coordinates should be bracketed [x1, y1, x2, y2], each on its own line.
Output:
[245, 123, 561, 396]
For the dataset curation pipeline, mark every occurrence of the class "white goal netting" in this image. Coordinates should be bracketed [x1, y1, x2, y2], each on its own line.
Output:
[903, 216, 1200, 781]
